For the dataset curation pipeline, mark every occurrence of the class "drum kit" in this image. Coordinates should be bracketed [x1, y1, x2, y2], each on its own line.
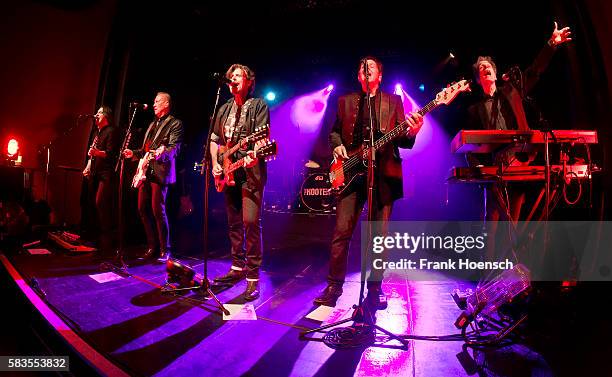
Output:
[300, 160, 334, 213]
[265, 159, 335, 214]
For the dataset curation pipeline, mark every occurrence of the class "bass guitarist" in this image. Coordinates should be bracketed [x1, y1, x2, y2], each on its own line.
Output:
[123, 92, 184, 263]
[210, 64, 270, 301]
[313, 56, 424, 309]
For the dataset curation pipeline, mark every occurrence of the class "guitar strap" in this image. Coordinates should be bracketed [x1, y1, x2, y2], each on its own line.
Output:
[141, 115, 173, 150]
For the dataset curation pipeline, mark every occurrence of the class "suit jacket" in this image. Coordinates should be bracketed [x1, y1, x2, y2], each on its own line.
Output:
[135, 114, 184, 185]
[211, 97, 270, 191]
[329, 91, 415, 204]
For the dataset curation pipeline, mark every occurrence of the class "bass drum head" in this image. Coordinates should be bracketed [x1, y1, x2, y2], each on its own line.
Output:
[300, 173, 333, 212]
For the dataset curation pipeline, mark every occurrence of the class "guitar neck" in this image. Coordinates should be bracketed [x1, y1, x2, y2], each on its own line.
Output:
[372, 99, 438, 151]
[223, 135, 254, 158]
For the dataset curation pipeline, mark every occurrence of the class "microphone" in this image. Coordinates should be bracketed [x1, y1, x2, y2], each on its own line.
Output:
[212, 72, 236, 86]
[130, 102, 149, 110]
[501, 66, 520, 81]
[78, 114, 96, 118]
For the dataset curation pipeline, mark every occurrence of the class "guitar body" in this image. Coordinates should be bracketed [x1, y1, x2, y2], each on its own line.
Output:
[214, 140, 278, 193]
[132, 151, 153, 188]
[329, 147, 368, 195]
[214, 144, 237, 192]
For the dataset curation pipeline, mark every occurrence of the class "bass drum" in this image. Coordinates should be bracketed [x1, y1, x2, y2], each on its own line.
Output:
[300, 173, 334, 213]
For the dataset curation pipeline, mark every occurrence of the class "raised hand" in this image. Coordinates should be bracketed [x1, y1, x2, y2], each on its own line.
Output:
[550, 21, 572, 46]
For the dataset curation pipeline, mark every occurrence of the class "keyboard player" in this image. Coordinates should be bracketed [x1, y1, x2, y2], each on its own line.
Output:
[465, 21, 572, 222]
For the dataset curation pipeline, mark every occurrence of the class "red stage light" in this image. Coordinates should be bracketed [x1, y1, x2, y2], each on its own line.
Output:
[7, 138, 19, 157]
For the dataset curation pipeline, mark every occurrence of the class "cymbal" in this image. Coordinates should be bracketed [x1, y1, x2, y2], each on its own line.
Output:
[304, 160, 320, 169]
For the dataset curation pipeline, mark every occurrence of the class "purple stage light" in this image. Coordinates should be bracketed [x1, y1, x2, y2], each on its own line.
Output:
[289, 86, 333, 133]
[394, 83, 403, 95]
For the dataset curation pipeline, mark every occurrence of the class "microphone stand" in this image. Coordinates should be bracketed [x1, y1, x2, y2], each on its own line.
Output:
[300, 61, 408, 349]
[103, 105, 139, 272]
[198, 81, 229, 315]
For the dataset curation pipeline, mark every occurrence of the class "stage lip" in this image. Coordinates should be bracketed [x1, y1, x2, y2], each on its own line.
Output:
[0, 253, 130, 377]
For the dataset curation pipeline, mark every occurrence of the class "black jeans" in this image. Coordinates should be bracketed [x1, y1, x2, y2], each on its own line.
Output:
[224, 181, 263, 280]
[328, 184, 392, 288]
[91, 174, 114, 253]
[138, 181, 170, 253]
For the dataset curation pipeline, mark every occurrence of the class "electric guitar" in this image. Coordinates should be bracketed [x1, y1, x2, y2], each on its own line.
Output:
[82, 135, 99, 178]
[214, 140, 277, 192]
[329, 80, 471, 194]
[215, 124, 270, 188]
[132, 150, 155, 188]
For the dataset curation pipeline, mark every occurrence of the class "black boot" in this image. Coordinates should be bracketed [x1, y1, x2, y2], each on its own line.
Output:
[243, 280, 260, 301]
[213, 269, 246, 285]
[313, 284, 343, 307]
[365, 285, 387, 311]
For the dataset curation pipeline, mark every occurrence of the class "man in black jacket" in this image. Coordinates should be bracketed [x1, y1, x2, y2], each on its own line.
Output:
[314, 57, 424, 309]
[467, 22, 572, 222]
[209, 64, 270, 301]
[83, 105, 118, 257]
[123, 92, 184, 262]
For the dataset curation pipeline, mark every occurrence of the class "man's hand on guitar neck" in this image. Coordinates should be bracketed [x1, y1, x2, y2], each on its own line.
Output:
[88, 147, 106, 158]
[406, 112, 424, 138]
[122, 149, 134, 159]
[243, 139, 267, 168]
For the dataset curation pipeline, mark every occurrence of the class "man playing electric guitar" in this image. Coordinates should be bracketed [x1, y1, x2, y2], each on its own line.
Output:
[82, 106, 118, 258]
[123, 92, 184, 263]
[313, 57, 424, 309]
[209, 63, 270, 301]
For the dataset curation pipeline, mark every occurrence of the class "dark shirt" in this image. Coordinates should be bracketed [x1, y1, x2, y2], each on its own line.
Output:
[352, 92, 381, 148]
[91, 125, 119, 177]
[482, 92, 511, 130]
[144, 114, 169, 150]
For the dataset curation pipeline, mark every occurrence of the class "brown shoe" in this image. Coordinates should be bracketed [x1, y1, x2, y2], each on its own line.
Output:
[213, 269, 246, 285]
[313, 284, 343, 307]
[243, 280, 260, 301]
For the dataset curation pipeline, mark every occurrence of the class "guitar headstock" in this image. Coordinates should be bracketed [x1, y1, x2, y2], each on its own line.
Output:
[247, 124, 271, 143]
[254, 139, 278, 161]
[435, 80, 471, 106]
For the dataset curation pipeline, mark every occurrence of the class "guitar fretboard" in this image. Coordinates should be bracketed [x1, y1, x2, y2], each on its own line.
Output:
[371, 99, 438, 151]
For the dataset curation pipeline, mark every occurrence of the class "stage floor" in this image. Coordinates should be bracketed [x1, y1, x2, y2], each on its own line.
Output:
[3, 237, 572, 377]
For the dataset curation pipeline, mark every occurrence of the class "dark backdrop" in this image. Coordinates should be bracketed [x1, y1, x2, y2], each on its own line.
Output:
[2, 0, 610, 235]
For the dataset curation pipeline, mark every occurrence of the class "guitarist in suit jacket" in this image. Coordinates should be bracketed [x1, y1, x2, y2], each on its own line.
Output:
[123, 92, 184, 262]
[313, 57, 423, 309]
[467, 22, 572, 223]
[209, 64, 270, 301]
